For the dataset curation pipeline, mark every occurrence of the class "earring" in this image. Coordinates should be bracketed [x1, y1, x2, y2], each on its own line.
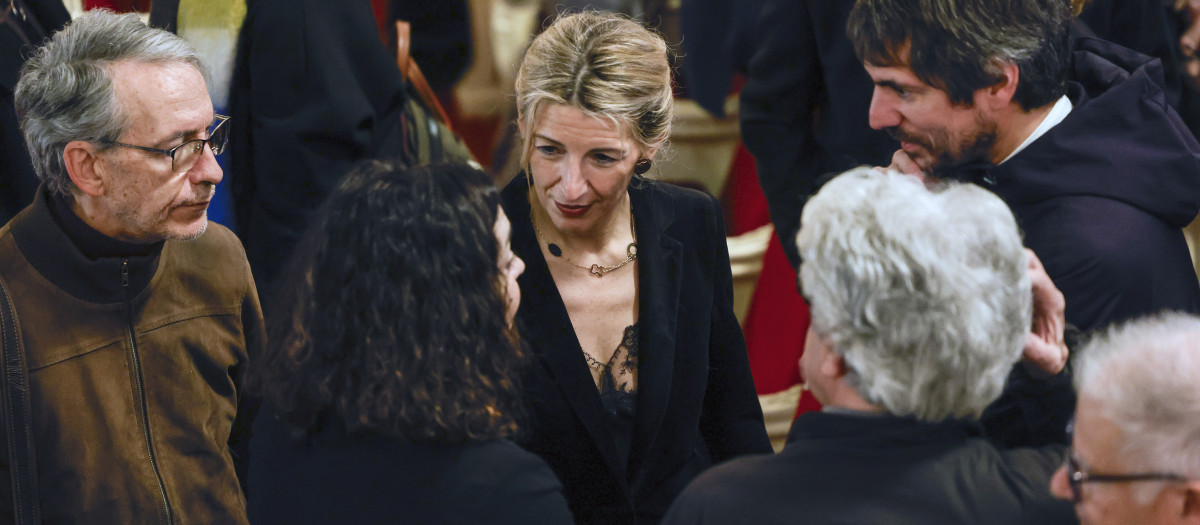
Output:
[633, 158, 652, 176]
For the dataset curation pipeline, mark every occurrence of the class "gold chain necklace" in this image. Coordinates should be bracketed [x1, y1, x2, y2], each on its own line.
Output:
[531, 205, 638, 278]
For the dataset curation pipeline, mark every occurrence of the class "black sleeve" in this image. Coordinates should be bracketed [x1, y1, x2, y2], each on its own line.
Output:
[739, 2, 895, 268]
[739, 1, 827, 269]
[979, 324, 1083, 450]
[698, 194, 773, 460]
[228, 0, 412, 293]
[1, 0, 70, 224]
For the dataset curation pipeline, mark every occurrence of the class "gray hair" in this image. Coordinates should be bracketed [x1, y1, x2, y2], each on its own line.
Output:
[1075, 312, 1200, 503]
[797, 168, 1030, 421]
[14, 9, 209, 197]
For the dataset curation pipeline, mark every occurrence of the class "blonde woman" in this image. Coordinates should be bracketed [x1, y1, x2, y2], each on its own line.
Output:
[501, 11, 771, 524]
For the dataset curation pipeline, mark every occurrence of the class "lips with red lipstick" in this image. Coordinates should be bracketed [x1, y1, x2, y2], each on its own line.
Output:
[555, 201, 590, 218]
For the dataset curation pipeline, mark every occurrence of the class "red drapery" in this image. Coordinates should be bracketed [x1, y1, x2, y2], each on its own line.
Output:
[84, 0, 151, 11]
[724, 144, 822, 416]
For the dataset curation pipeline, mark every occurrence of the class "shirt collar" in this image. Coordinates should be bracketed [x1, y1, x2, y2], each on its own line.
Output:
[998, 95, 1073, 165]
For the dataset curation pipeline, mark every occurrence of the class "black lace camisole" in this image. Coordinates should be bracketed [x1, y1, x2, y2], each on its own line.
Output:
[588, 324, 639, 466]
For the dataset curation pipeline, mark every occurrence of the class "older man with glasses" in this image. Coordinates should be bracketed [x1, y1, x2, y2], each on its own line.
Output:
[1050, 313, 1200, 525]
[0, 10, 261, 524]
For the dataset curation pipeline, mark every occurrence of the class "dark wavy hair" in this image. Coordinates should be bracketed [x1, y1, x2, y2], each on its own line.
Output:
[848, 0, 1071, 110]
[250, 160, 523, 442]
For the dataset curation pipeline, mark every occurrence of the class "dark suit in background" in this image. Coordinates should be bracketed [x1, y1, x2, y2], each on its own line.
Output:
[0, 0, 70, 225]
[739, 0, 897, 268]
[227, 0, 469, 300]
[676, 0, 767, 118]
[501, 176, 772, 524]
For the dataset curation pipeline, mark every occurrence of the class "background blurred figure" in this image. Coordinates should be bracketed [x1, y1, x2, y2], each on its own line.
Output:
[227, 0, 472, 301]
[1, 0, 71, 224]
[1050, 312, 1200, 525]
[247, 160, 571, 525]
[1074, 0, 1184, 109]
[384, 0, 470, 100]
[502, 11, 770, 523]
[663, 169, 1076, 525]
[739, 0, 897, 268]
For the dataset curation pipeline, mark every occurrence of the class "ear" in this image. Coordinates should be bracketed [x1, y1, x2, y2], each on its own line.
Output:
[978, 60, 1020, 112]
[643, 145, 660, 162]
[819, 344, 848, 381]
[63, 140, 107, 197]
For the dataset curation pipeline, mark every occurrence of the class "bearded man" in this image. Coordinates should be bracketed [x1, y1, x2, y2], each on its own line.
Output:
[847, 0, 1200, 448]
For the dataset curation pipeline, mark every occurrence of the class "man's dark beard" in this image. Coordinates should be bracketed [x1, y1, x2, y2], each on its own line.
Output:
[883, 116, 999, 182]
[929, 128, 996, 182]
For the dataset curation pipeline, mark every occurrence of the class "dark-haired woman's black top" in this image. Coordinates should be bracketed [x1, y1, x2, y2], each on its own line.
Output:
[502, 176, 773, 524]
[246, 408, 573, 524]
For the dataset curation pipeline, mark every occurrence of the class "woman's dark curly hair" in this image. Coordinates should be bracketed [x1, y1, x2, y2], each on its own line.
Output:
[250, 160, 523, 442]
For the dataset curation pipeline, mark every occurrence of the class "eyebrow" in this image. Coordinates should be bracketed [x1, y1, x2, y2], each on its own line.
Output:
[150, 115, 215, 149]
[875, 79, 917, 93]
[533, 134, 627, 157]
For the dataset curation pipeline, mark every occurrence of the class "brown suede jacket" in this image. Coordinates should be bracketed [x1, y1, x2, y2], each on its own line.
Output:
[0, 187, 263, 524]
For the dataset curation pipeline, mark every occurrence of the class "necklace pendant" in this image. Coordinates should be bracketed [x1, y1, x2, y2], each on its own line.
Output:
[589, 264, 607, 277]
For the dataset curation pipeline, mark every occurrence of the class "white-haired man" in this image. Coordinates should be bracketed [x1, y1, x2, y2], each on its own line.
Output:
[662, 168, 1076, 524]
[0, 10, 261, 523]
[1050, 313, 1200, 525]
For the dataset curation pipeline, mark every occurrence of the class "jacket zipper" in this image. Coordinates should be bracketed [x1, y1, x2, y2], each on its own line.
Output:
[123, 259, 175, 524]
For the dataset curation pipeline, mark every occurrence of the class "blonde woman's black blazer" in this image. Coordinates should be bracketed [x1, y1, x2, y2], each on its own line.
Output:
[501, 175, 772, 524]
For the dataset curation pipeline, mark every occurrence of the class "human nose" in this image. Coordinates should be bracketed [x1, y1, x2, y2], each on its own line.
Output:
[1049, 464, 1075, 502]
[513, 254, 526, 278]
[188, 143, 224, 187]
[560, 159, 588, 201]
[868, 87, 900, 130]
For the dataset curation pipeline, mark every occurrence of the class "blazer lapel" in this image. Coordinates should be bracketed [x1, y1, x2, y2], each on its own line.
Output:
[627, 182, 682, 478]
[509, 180, 629, 485]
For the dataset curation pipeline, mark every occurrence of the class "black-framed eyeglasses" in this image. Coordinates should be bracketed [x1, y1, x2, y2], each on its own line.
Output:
[97, 114, 229, 174]
[1062, 446, 1188, 503]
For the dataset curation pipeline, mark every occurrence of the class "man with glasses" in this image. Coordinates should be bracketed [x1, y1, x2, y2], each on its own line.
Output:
[0, 10, 261, 523]
[1050, 313, 1200, 525]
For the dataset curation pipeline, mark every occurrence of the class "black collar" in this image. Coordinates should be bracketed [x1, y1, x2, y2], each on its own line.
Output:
[50, 192, 162, 260]
[11, 187, 163, 303]
[786, 411, 982, 448]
